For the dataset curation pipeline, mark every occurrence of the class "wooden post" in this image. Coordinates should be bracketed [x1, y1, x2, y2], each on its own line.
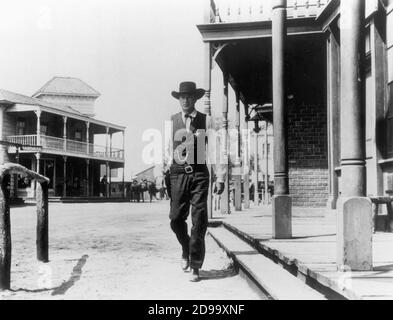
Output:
[35, 110, 41, 146]
[122, 131, 125, 197]
[106, 162, 110, 197]
[63, 156, 67, 197]
[204, 37, 213, 219]
[327, 24, 340, 210]
[0, 175, 11, 290]
[272, 0, 292, 239]
[243, 105, 251, 209]
[86, 122, 90, 155]
[234, 91, 242, 211]
[86, 159, 90, 197]
[36, 181, 49, 262]
[105, 127, 110, 158]
[221, 70, 230, 215]
[253, 132, 259, 205]
[337, 0, 372, 271]
[264, 121, 269, 205]
[63, 116, 67, 152]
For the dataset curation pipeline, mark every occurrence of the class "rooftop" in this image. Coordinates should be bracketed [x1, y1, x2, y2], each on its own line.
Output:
[33, 76, 101, 98]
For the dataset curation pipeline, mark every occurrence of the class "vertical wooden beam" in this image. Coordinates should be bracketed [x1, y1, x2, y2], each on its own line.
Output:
[243, 104, 251, 209]
[221, 70, 230, 215]
[35, 109, 41, 146]
[63, 116, 67, 152]
[105, 127, 110, 158]
[106, 162, 110, 197]
[338, 0, 372, 271]
[234, 91, 242, 211]
[0, 175, 11, 290]
[63, 156, 67, 197]
[86, 159, 90, 197]
[86, 122, 90, 155]
[36, 181, 49, 262]
[204, 41, 213, 219]
[122, 131, 125, 198]
[272, 0, 292, 239]
[264, 121, 269, 205]
[327, 24, 341, 209]
[253, 132, 259, 205]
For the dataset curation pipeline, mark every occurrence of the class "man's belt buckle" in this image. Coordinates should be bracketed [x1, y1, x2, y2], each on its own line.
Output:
[185, 165, 193, 174]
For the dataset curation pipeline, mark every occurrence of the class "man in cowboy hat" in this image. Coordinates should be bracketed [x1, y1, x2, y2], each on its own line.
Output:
[165, 81, 226, 282]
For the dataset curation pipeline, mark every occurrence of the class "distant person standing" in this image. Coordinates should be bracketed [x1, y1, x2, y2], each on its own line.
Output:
[100, 175, 108, 197]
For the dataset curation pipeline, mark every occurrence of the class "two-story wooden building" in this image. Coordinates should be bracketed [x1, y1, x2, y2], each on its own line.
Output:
[0, 77, 126, 199]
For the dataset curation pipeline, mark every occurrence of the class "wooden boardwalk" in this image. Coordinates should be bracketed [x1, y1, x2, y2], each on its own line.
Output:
[211, 206, 393, 300]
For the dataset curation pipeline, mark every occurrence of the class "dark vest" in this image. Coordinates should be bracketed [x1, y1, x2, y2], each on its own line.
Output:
[171, 111, 207, 166]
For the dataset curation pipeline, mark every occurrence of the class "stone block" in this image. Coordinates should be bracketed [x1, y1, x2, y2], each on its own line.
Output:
[337, 197, 373, 271]
[272, 195, 292, 239]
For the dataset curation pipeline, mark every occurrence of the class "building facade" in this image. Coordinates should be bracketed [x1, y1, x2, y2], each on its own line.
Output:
[0, 77, 126, 198]
[198, 0, 393, 209]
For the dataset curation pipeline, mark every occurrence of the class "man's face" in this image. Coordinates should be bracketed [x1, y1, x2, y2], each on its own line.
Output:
[179, 93, 196, 114]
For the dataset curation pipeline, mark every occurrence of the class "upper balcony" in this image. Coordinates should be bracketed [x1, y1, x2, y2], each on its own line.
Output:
[208, 0, 328, 24]
[6, 135, 124, 162]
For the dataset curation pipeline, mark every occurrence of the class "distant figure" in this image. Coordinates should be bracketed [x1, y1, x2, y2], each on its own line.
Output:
[100, 175, 108, 197]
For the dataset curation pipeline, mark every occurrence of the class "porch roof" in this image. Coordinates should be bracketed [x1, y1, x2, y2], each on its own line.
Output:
[0, 88, 125, 132]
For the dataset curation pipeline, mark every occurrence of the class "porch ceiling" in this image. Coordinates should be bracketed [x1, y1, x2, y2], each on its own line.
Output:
[216, 33, 326, 107]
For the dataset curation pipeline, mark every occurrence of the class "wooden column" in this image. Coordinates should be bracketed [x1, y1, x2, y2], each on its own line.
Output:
[327, 24, 341, 210]
[106, 162, 110, 197]
[264, 121, 269, 205]
[63, 116, 67, 152]
[337, 0, 372, 271]
[122, 131, 125, 197]
[36, 153, 41, 174]
[0, 175, 11, 290]
[86, 159, 90, 196]
[220, 71, 230, 215]
[86, 122, 90, 155]
[35, 110, 41, 146]
[63, 156, 67, 197]
[105, 127, 110, 158]
[272, 0, 292, 239]
[36, 181, 49, 262]
[253, 132, 259, 205]
[204, 40, 213, 219]
[243, 105, 251, 209]
[234, 91, 242, 211]
[53, 159, 56, 196]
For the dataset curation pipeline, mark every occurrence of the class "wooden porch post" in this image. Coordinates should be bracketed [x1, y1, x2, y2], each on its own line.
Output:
[327, 24, 341, 210]
[86, 159, 90, 197]
[63, 116, 67, 152]
[264, 121, 269, 205]
[204, 40, 213, 219]
[122, 131, 125, 197]
[36, 181, 49, 262]
[105, 127, 110, 158]
[220, 70, 230, 215]
[106, 162, 110, 197]
[272, 0, 292, 239]
[243, 104, 251, 209]
[63, 156, 67, 197]
[86, 122, 90, 155]
[35, 110, 41, 146]
[337, 0, 372, 271]
[253, 132, 259, 206]
[234, 90, 242, 211]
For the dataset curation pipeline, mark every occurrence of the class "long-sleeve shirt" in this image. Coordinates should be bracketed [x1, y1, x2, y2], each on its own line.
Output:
[164, 110, 227, 183]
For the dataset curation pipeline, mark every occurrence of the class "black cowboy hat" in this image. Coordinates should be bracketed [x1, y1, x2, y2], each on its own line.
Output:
[171, 81, 206, 100]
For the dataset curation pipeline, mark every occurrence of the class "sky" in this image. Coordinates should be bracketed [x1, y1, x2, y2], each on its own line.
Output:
[0, 0, 239, 177]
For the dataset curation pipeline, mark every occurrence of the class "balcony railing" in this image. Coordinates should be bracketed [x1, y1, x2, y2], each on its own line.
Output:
[6, 135, 124, 161]
[210, 0, 328, 23]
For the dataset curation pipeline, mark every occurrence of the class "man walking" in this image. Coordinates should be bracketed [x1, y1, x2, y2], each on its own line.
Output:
[165, 81, 225, 282]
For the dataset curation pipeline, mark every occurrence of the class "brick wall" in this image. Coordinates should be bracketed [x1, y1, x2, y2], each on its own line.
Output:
[288, 102, 329, 207]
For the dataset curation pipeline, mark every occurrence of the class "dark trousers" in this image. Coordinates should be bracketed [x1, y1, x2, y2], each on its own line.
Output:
[169, 168, 209, 269]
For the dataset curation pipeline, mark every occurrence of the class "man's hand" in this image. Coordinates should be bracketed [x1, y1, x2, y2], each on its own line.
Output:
[215, 182, 225, 195]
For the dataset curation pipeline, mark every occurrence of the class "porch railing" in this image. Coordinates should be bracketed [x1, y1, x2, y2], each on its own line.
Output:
[6, 135, 124, 161]
[210, 0, 328, 23]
